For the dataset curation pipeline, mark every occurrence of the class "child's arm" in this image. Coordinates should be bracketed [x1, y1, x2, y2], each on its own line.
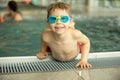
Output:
[72, 30, 92, 69]
[3, 13, 9, 20]
[76, 37, 91, 69]
[36, 31, 48, 59]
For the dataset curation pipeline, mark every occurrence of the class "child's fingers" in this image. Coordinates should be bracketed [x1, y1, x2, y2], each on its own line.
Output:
[45, 52, 48, 56]
[75, 63, 79, 67]
[76, 63, 92, 69]
[39, 56, 47, 59]
[36, 54, 46, 59]
[87, 64, 92, 68]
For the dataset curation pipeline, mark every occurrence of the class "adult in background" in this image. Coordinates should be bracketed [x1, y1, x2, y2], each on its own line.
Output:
[3, 0, 23, 21]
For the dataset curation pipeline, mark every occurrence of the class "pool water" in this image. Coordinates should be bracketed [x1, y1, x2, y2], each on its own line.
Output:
[0, 17, 120, 57]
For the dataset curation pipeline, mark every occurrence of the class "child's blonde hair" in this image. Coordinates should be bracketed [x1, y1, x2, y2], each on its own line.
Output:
[47, 2, 71, 18]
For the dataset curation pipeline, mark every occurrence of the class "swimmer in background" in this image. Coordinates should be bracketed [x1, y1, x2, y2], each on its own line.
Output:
[3, 0, 23, 21]
[36, 2, 92, 69]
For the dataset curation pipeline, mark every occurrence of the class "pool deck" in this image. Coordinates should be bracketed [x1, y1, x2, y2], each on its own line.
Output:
[0, 67, 120, 80]
[0, 51, 120, 80]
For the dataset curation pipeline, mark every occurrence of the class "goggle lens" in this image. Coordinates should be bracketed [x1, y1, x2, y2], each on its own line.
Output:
[48, 15, 71, 24]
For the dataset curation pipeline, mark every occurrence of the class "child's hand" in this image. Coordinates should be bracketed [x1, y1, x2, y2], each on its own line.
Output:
[36, 52, 48, 59]
[76, 60, 92, 69]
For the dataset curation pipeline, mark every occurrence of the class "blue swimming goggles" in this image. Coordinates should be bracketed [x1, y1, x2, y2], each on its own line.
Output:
[48, 15, 71, 24]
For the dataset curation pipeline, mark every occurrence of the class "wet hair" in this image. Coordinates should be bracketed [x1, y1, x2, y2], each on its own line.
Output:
[47, 2, 71, 18]
[8, 0, 18, 12]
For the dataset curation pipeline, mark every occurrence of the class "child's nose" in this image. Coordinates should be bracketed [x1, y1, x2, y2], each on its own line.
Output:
[56, 19, 62, 23]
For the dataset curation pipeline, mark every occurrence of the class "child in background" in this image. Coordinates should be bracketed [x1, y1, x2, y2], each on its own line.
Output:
[36, 2, 91, 69]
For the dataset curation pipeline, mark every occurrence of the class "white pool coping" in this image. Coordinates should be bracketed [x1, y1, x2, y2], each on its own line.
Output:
[0, 51, 120, 60]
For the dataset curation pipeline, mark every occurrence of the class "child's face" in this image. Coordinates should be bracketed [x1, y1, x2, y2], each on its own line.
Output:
[47, 8, 73, 35]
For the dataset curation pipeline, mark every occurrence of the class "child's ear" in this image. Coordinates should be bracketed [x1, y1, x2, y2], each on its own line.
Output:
[69, 19, 75, 29]
[46, 20, 51, 28]
[70, 19, 75, 26]
[46, 20, 49, 25]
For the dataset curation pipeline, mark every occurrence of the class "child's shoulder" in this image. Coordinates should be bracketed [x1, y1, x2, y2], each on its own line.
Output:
[70, 28, 82, 33]
[44, 28, 51, 31]
[70, 29, 84, 37]
[43, 28, 52, 33]
[42, 28, 52, 41]
[42, 28, 52, 35]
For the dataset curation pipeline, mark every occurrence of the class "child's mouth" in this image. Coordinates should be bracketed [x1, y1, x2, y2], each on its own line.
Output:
[55, 26, 65, 30]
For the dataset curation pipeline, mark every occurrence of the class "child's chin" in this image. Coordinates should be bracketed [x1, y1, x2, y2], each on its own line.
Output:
[56, 30, 65, 34]
[55, 30, 65, 34]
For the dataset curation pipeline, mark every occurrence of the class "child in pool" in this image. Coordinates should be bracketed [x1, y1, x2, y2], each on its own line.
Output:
[36, 2, 91, 69]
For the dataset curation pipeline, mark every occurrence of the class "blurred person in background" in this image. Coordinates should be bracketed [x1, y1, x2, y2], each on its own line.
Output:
[3, 0, 23, 21]
[0, 16, 3, 23]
